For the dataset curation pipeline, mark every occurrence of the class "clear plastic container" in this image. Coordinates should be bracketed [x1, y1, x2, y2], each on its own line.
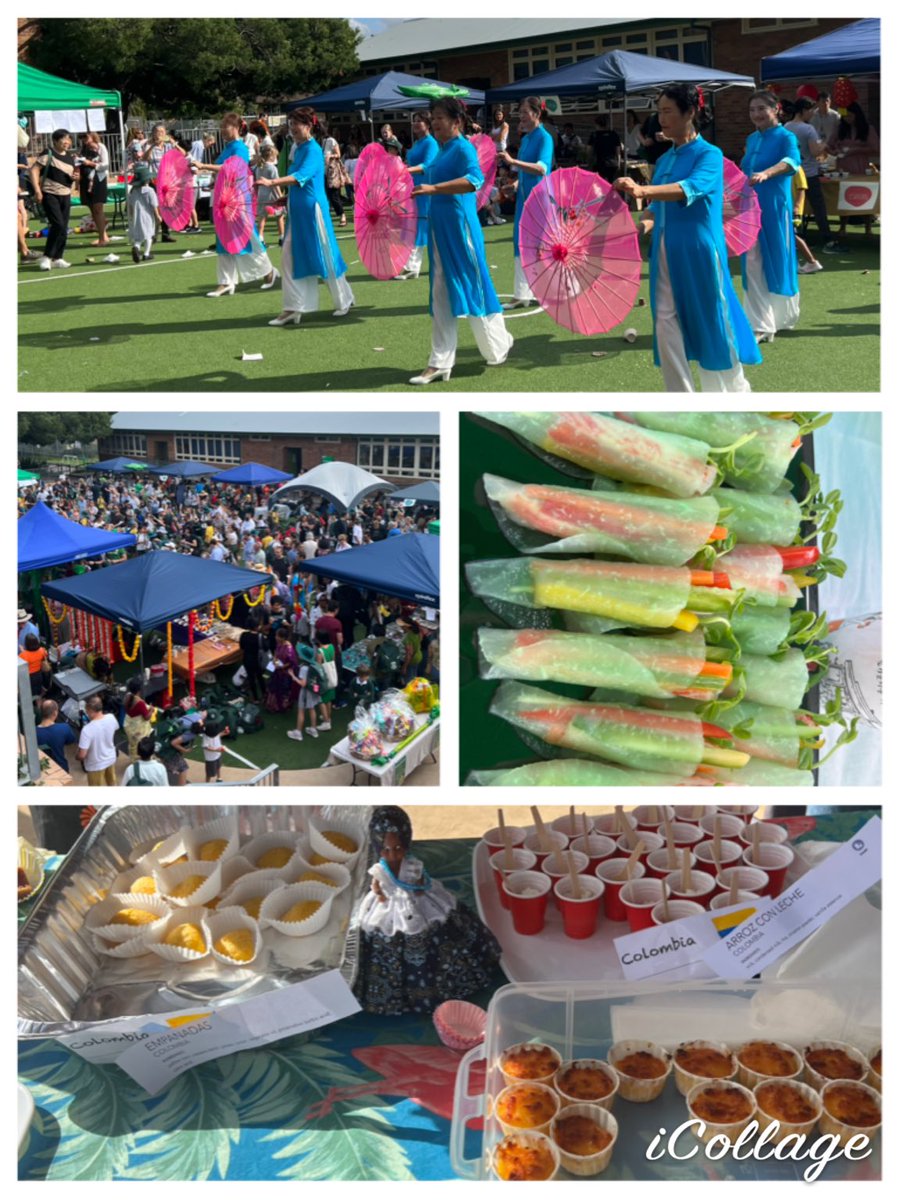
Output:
[450, 977, 880, 1181]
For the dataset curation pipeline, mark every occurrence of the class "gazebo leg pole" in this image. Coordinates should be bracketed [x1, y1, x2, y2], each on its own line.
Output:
[188, 609, 196, 702]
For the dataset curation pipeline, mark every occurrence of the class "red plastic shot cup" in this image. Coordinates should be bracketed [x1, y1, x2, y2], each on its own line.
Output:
[570, 833, 617, 875]
[620, 878, 666, 932]
[738, 822, 789, 851]
[632, 805, 675, 833]
[503, 870, 552, 935]
[482, 825, 527, 857]
[646, 847, 695, 880]
[490, 848, 537, 909]
[596, 858, 645, 923]
[615, 831, 663, 862]
[699, 812, 745, 841]
[663, 869, 716, 909]
[742, 843, 795, 898]
[669, 822, 704, 849]
[651, 898, 705, 925]
[694, 838, 743, 878]
[554, 876, 605, 939]
[713, 865, 768, 899]
[523, 830, 569, 871]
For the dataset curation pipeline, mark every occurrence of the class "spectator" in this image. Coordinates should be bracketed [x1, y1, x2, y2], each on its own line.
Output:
[809, 91, 841, 149]
[29, 128, 77, 270]
[79, 132, 110, 246]
[639, 109, 670, 178]
[202, 716, 228, 781]
[35, 699, 76, 772]
[785, 98, 831, 252]
[19, 633, 49, 702]
[589, 114, 623, 184]
[558, 123, 582, 167]
[123, 675, 155, 761]
[77, 695, 119, 786]
[624, 110, 644, 158]
[17, 608, 39, 651]
[834, 102, 879, 174]
[122, 735, 170, 786]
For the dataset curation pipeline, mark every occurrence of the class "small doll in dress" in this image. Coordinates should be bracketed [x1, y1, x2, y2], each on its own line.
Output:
[354, 806, 501, 1015]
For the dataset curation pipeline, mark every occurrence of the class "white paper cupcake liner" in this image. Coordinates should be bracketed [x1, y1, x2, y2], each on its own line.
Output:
[803, 1039, 869, 1091]
[307, 816, 363, 867]
[184, 815, 241, 866]
[498, 1042, 562, 1088]
[735, 1040, 803, 1089]
[91, 930, 156, 958]
[85, 892, 171, 942]
[220, 855, 256, 892]
[205, 905, 262, 967]
[754, 1078, 822, 1140]
[489, 1131, 560, 1182]
[550, 1102, 618, 1177]
[145, 905, 212, 962]
[259, 882, 335, 936]
[686, 1079, 757, 1144]
[283, 860, 351, 895]
[110, 867, 161, 897]
[608, 1040, 672, 1103]
[154, 860, 222, 908]
[240, 832, 302, 873]
[673, 1040, 737, 1096]
[554, 1059, 619, 1111]
[494, 1081, 560, 1138]
[218, 876, 287, 921]
[130, 827, 190, 869]
[818, 1079, 881, 1147]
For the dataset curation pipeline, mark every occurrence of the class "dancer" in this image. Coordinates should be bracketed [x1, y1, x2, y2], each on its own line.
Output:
[395, 111, 439, 280]
[198, 112, 278, 299]
[740, 90, 801, 343]
[498, 96, 554, 309]
[257, 107, 354, 326]
[614, 84, 760, 392]
[408, 96, 512, 385]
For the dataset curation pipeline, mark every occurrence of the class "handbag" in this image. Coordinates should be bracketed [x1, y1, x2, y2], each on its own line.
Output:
[321, 653, 338, 690]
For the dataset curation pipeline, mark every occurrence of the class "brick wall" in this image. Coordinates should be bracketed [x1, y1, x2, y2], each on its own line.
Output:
[712, 19, 879, 160]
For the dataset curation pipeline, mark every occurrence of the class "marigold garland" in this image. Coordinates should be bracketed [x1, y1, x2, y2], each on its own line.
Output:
[193, 605, 215, 634]
[213, 594, 234, 621]
[167, 621, 174, 698]
[117, 625, 142, 662]
[243, 586, 266, 607]
[42, 598, 69, 626]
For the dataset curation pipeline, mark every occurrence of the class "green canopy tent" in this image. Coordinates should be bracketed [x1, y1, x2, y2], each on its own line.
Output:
[18, 469, 38, 483]
[17, 62, 126, 176]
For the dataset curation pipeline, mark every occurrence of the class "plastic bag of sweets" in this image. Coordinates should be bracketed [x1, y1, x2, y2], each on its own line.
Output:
[348, 706, 384, 760]
[403, 676, 436, 713]
[622, 412, 802, 494]
[477, 411, 717, 498]
[371, 690, 416, 741]
[477, 627, 732, 701]
[483, 474, 722, 565]
[465, 759, 715, 787]
[489, 681, 750, 776]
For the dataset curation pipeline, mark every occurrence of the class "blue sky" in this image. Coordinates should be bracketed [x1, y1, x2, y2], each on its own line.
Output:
[350, 18, 405, 37]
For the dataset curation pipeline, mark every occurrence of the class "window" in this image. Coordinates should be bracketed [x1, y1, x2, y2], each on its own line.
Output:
[576, 39, 595, 49]
[741, 19, 818, 34]
[108, 433, 147, 458]
[249, 434, 271, 441]
[314, 436, 339, 443]
[174, 434, 241, 465]
[507, 26, 706, 83]
[355, 436, 440, 479]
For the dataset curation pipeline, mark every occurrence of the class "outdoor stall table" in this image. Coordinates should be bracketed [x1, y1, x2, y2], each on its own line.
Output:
[327, 713, 440, 785]
[818, 173, 880, 224]
[52, 666, 106, 703]
[17, 812, 876, 1181]
[170, 635, 241, 681]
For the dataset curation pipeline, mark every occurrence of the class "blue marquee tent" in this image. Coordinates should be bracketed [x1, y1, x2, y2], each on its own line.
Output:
[41, 552, 272, 632]
[18, 502, 136, 573]
[761, 19, 880, 81]
[148, 461, 216, 478]
[303, 533, 439, 606]
[390, 482, 441, 506]
[84, 458, 147, 472]
[291, 70, 485, 114]
[487, 49, 754, 102]
[211, 462, 293, 486]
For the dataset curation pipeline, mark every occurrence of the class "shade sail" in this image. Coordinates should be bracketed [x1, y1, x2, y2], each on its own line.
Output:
[148, 460, 217, 478]
[390, 481, 441, 505]
[211, 462, 294, 486]
[273, 462, 394, 514]
[18, 63, 121, 111]
[19, 502, 136, 573]
[761, 19, 880, 80]
[303, 533, 439, 606]
[291, 70, 484, 114]
[85, 458, 147, 472]
[487, 49, 754, 102]
[41, 552, 272, 632]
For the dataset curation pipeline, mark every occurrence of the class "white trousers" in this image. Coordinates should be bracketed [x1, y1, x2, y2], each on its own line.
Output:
[217, 230, 273, 287]
[404, 245, 425, 277]
[513, 256, 535, 301]
[742, 242, 800, 335]
[428, 246, 513, 370]
[655, 242, 751, 393]
[281, 211, 354, 313]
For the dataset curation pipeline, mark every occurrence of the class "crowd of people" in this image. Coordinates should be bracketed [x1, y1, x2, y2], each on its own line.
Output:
[18, 471, 440, 786]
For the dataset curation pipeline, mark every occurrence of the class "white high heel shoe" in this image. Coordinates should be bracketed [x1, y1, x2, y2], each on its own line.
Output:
[268, 311, 301, 326]
[408, 367, 451, 385]
[332, 302, 354, 317]
[756, 332, 775, 344]
[260, 268, 280, 290]
[207, 284, 235, 298]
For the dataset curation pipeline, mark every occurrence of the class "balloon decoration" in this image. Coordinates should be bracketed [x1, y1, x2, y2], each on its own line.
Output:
[795, 83, 819, 102]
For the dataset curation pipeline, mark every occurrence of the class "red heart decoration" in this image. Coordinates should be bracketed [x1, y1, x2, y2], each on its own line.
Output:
[843, 185, 873, 208]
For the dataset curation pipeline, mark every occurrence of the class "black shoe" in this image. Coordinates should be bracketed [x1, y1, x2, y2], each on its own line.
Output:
[143, 253, 154, 260]
[131, 245, 141, 263]
[162, 234, 176, 243]
[208, 242, 217, 251]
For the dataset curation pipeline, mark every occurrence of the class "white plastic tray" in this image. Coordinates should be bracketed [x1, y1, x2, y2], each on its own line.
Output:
[450, 977, 881, 1182]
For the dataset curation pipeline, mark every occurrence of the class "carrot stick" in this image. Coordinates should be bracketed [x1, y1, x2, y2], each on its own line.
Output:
[702, 721, 733, 741]
[698, 661, 733, 681]
[708, 525, 729, 542]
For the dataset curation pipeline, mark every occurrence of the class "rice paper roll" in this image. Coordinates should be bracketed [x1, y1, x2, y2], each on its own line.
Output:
[564, 611, 630, 636]
[467, 557, 693, 629]
[703, 759, 814, 787]
[713, 487, 802, 546]
[627, 412, 800, 494]
[477, 627, 724, 700]
[490, 681, 705, 776]
[484, 473, 720, 565]
[466, 759, 705, 787]
[719, 545, 802, 607]
[725, 649, 811, 710]
[730, 606, 791, 656]
[479, 411, 716, 498]
[713, 699, 804, 768]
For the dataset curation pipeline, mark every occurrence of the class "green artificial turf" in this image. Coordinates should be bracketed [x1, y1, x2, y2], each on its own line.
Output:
[19, 212, 880, 392]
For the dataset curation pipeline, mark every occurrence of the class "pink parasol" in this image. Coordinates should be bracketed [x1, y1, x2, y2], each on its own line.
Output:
[354, 141, 389, 194]
[722, 157, 761, 256]
[156, 148, 195, 231]
[354, 153, 417, 280]
[212, 156, 257, 255]
[470, 133, 498, 210]
[518, 167, 641, 336]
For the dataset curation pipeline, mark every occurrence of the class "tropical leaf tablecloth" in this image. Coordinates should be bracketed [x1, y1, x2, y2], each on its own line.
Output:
[18, 837, 499, 1182]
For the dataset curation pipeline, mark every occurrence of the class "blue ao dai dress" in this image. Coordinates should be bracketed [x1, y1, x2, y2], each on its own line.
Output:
[403, 132, 439, 276]
[648, 136, 761, 391]
[740, 125, 801, 335]
[214, 139, 274, 286]
[512, 125, 554, 300]
[282, 137, 354, 314]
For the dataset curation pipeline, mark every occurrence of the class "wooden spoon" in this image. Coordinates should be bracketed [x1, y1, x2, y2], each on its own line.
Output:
[681, 847, 692, 894]
[531, 805, 551, 854]
[567, 852, 582, 900]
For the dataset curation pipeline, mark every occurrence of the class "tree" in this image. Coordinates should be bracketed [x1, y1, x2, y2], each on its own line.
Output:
[19, 412, 114, 447]
[27, 18, 361, 115]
